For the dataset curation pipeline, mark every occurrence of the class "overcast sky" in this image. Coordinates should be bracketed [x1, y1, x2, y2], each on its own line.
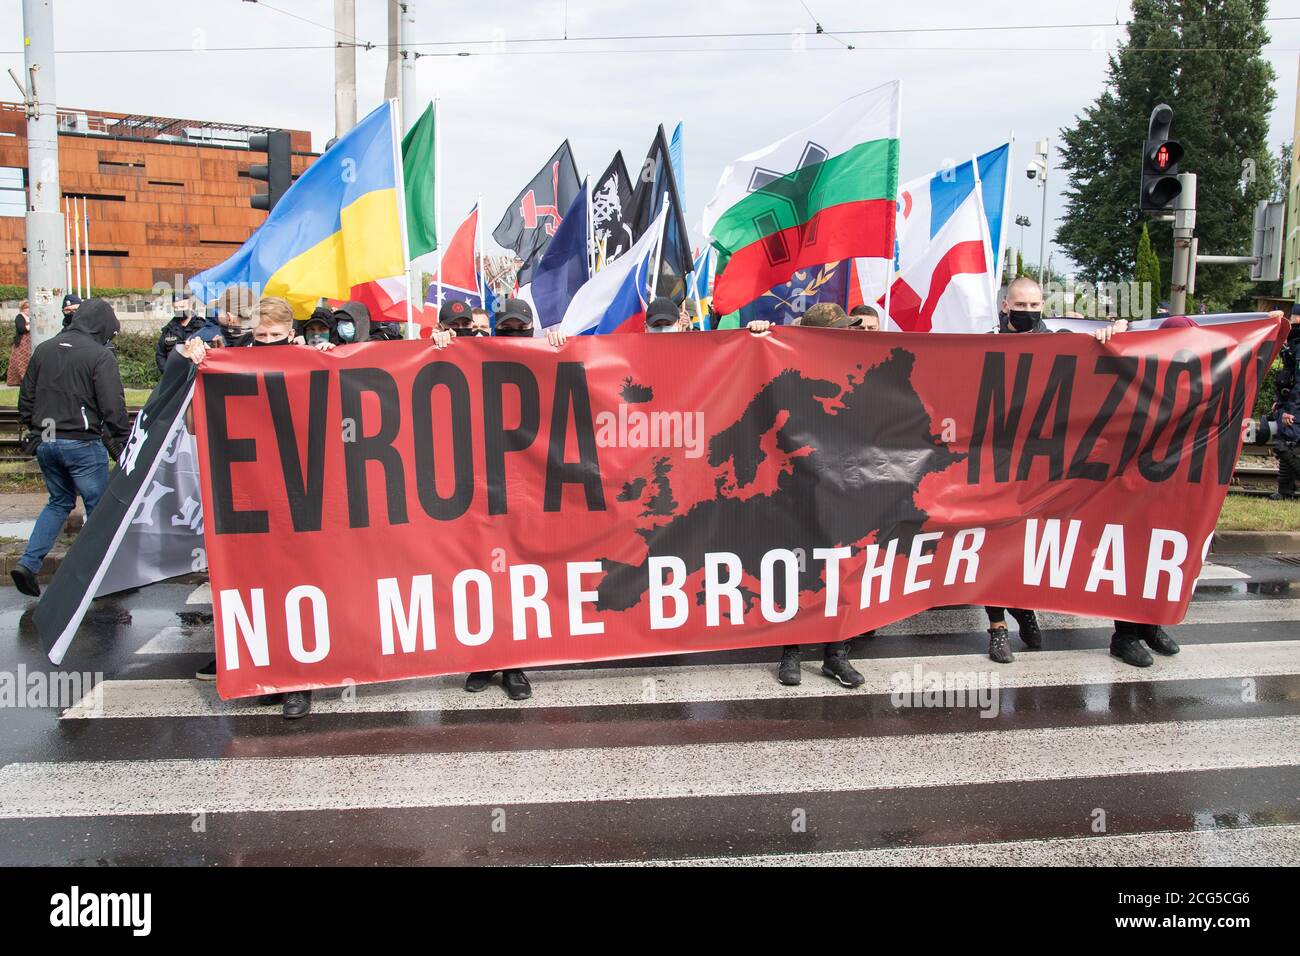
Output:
[3, 0, 1298, 276]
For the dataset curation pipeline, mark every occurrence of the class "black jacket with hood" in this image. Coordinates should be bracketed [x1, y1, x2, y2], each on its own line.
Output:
[332, 300, 372, 344]
[18, 298, 131, 450]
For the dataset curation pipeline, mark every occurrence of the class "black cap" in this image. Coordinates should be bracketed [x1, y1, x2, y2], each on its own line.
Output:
[62, 293, 82, 310]
[439, 299, 471, 324]
[498, 297, 533, 325]
[646, 296, 678, 326]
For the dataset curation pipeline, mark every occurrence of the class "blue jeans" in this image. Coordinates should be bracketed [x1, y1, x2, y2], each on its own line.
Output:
[20, 439, 109, 574]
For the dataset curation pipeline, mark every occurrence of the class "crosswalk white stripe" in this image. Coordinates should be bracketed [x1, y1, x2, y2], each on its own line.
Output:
[64, 640, 1300, 719]
[614, 824, 1300, 867]
[134, 626, 212, 655]
[1, 716, 1295, 818]
[124, 596, 1300, 657]
[1196, 563, 1251, 581]
[185, 582, 211, 606]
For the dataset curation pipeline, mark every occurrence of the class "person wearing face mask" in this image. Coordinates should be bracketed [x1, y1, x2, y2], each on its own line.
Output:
[156, 296, 206, 373]
[61, 293, 82, 329]
[298, 307, 336, 348]
[461, 296, 563, 701]
[1268, 304, 1300, 501]
[985, 277, 1127, 664]
[331, 300, 371, 345]
[645, 296, 691, 333]
[438, 299, 475, 336]
[469, 307, 492, 337]
[190, 285, 257, 348]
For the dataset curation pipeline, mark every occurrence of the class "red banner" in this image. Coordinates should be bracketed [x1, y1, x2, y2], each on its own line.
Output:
[194, 319, 1284, 698]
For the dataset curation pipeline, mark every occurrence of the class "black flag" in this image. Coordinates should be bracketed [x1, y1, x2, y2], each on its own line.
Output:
[627, 125, 692, 301]
[493, 140, 581, 284]
[592, 151, 634, 264]
[37, 353, 199, 664]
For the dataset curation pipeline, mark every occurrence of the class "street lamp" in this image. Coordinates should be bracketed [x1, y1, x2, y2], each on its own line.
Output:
[1026, 139, 1050, 285]
[1014, 214, 1031, 268]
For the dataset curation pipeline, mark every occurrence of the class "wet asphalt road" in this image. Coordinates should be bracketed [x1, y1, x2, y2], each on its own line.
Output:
[0, 556, 1296, 866]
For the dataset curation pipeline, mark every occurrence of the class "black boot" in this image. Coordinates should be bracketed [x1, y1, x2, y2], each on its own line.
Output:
[464, 671, 495, 693]
[501, 669, 532, 701]
[1143, 626, 1180, 656]
[821, 642, 865, 688]
[987, 627, 1014, 664]
[282, 689, 312, 719]
[1008, 609, 1042, 649]
[1110, 633, 1153, 667]
[778, 646, 802, 686]
[9, 565, 39, 597]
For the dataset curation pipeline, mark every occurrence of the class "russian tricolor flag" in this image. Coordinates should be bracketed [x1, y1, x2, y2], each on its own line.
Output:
[554, 205, 666, 336]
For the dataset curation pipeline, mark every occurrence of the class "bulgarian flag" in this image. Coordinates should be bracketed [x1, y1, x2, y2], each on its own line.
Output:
[703, 81, 900, 316]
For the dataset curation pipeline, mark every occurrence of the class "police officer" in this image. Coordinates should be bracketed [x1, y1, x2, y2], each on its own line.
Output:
[155, 296, 206, 373]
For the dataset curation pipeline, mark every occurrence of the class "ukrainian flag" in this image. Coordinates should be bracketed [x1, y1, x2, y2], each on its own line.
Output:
[190, 101, 406, 318]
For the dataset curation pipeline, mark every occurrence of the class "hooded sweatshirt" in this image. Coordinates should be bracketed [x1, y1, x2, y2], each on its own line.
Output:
[18, 298, 130, 447]
[332, 300, 371, 344]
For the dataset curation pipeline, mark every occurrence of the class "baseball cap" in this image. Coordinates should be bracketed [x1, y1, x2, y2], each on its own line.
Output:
[797, 302, 852, 328]
[439, 299, 472, 325]
[498, 297, 533, 325]
[646, 296, 679, 327]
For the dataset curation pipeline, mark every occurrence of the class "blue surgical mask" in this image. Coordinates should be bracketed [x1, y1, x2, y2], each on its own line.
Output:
[336, 320, 356, 342]
[646, 323, 678, 334]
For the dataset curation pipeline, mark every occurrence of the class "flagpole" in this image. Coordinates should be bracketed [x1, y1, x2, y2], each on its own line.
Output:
[389, 98, 417, 340]
[434, 97, 443, 310]
[584, 170, 595, 278]
[72, 195, 82, 298]
[971, 152, 998, 312]
[475, 194, 485, 307]
[996, 131, 1015, 289]
[883, 80, 902, 329]
[63, 197, 71, 292]
[82, 197, 91, 298]
[648, 194, 669, 302]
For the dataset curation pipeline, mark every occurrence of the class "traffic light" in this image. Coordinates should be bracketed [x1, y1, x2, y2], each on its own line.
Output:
[248, 130, 291, 213]
[1140, 104, 1183, 213]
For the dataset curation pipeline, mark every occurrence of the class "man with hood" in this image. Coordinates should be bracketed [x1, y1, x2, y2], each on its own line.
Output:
[1269, 303, 1300, 501]
[12, 298, 130, 596]
[155, 295, 206, 373]
[61, 293, 82, 329]
[332, 300, 371, 345]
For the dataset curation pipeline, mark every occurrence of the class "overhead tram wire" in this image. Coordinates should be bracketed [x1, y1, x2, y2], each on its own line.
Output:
[2, 13, 1295, 56]
[244, 0, 377, 50]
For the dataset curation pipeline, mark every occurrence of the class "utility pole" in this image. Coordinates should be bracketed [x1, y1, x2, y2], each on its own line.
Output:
[1034, 139, 1049, 286]
[20, 0, 65, 347]
[384, 0, 400, 101]
[333, 0, 356, 138]
[399, 2, 417, 134]
[1170, 172, 1196, 314]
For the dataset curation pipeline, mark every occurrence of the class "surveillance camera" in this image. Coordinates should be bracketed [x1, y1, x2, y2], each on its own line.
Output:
[1026, 163, 1038, 180]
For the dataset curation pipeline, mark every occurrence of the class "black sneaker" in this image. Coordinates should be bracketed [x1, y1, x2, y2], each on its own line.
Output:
[821, 644, 865, 688]
[1009, 609, 1042, 648]
[1110, 634, 1153, 667]
[464, 671, 495, 693]
[9, 565, 40, 597]
[1267, 492, 1297, 500]
[502, 669, 532, 701]
[1143, 626, 1180, 656]
[778, 647, 802, 686]
[987, 627, 1014, 664]
[195, 658, 218, 681]
[282, 690, 312, 719]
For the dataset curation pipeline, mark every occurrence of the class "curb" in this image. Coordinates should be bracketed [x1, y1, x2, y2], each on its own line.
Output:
[1211, 531, 1300, 555]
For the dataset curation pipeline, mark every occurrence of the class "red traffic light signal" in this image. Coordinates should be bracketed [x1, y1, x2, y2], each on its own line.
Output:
[1140, 104, 1182, 213]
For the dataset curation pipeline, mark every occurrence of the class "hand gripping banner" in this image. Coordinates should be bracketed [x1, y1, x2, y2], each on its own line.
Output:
[193, 317, 1285, 698]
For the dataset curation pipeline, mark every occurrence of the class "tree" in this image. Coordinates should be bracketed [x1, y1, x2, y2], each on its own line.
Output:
[1056, 0, 1277, 310]
[1135, 222, 1162, 312]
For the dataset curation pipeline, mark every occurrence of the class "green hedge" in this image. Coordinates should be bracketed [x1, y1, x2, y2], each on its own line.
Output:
[0, 330, 161, 390]
[0, 285, 156, 301]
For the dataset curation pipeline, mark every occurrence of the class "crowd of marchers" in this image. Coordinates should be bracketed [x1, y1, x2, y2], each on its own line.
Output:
[6, 281, 1292, 719]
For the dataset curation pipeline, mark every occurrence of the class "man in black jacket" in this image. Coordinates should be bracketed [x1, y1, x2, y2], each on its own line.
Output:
[12, 298, 130, 596]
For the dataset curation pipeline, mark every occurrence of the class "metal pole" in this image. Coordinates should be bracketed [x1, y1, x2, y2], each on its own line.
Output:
[333, 0, 357, 138]
[23, 0, 64, 347]
[399, 2, 423, 322]
[82, 195, 90, 297]
[384, 0, 400, 101]
[1170, 172, 1197, 315]
[1037, 142, 1049, 286]
[72, 194, 81, 297]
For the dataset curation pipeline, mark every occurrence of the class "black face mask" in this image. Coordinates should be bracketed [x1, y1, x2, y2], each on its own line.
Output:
[450, 326, 476, 336]
[220, 326, 251, 347]
[252, 336, 291, 347]
[1006, 309, 1041, 333]
[495, 326, 532, 338]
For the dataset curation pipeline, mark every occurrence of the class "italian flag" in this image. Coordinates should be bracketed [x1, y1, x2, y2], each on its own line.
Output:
[703, 81, 900, 316]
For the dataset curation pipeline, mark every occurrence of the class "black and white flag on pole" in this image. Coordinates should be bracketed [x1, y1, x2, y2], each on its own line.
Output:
[36, 353, 201, 665]
[592, 151, 634, 265]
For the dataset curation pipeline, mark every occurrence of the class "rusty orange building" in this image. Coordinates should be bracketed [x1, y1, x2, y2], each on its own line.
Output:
[0, 102, 316, 291]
